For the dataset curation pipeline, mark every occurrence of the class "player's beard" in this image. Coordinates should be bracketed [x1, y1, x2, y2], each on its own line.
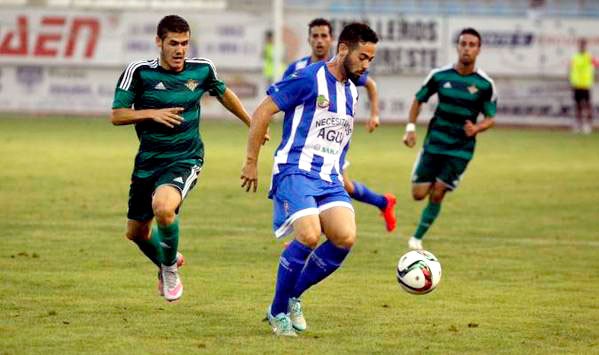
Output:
[460, 56, 473, 66]
[343, 56, 362, 83]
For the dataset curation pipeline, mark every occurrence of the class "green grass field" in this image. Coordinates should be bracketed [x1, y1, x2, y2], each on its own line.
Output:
[1, 116, 598, 354]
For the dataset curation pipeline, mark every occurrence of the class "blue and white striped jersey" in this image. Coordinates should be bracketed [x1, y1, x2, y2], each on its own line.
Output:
[283, 55, 369, 86]
[268, 61, 359, 194]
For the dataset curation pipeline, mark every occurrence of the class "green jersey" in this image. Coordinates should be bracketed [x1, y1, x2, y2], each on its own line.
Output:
[112, 58, 226, 178]
[415, 64, 497, 160]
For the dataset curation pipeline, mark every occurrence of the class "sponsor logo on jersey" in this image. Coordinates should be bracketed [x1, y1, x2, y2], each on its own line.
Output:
[185, 79, 199, 91]
[317, 95, 329, 109]
[467, 85, 478, 94]
[173, 177, 184, 183]
[154, 82, 166, 90]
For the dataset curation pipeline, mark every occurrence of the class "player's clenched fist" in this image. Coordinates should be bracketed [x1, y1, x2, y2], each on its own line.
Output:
[403, 131, 417, 148]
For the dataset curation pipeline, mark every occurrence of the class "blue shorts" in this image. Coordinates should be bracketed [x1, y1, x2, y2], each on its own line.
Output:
[271, 173, 353, 239]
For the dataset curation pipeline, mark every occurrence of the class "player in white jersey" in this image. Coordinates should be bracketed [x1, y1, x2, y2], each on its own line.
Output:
[284, 18, 396, 232]
[241, 23, 379, 336]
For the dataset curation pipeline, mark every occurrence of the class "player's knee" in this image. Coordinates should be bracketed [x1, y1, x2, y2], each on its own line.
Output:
[412, 188, 428, 201]
[295, 230, 321, 249]
[126, 229, 150, 242]
[330, 230, 356, 249]
[153, 204, 176, 226]
[430, 186, 447, 203]
[411, 184, 430, 201]
[412, 192, 426, 201]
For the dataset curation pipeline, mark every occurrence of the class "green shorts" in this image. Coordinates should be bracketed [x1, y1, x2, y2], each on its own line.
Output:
[127, 163, 201, 221]
[411, 151, 470, 190]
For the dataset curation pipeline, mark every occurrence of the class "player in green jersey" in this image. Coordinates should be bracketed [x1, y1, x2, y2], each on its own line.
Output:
[111, 15, 265, 302]
[403, 27, 497, 250]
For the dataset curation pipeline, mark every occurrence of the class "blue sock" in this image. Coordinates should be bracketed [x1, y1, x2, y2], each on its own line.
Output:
[291, 240, 350, 299]
[271, 240, 313, 316]
[350, 180, 387, 210]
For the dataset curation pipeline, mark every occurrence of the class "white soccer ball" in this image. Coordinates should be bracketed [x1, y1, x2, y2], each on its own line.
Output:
[396, 250, 442, 295]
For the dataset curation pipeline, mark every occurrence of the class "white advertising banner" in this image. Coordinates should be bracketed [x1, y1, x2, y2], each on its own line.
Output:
[0, 9, 122, 65]
[536, 18, 599, 76]
[283, 14, 444, 76]
[0, 9, 266, 69]
[364, 74, 592, 125]
[119, 12, 266, 70]
[447, 16, 599, 77]
[0, 65, 264, 116]
[2, 7, 599, 125]
[0, 66, 118, 114]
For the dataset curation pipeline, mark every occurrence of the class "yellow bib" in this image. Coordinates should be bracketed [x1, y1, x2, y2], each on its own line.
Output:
[570, 52, 594, 89]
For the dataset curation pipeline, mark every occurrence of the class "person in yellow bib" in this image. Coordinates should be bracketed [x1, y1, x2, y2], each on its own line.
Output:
[569, 38, 598, 134]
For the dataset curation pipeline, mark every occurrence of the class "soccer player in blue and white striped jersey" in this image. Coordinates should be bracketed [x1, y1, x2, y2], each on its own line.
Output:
[284, 18, 396, 232]
[241, 23, 379, 336]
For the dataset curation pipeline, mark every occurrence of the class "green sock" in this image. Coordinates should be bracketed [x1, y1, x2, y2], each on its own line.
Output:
[132, 230, 164, 267]
[414, 201, 442, 240]
[158, 216, 180, 266]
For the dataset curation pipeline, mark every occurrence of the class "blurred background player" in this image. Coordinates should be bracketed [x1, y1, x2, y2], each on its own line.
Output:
[263, 30, 275, 87]
[241, 23, 379, 336]
[403, 27, 497, 250]
[569, 38, 597, 134]
[111, 15, 262, 302]
[283, 18, 396, 232]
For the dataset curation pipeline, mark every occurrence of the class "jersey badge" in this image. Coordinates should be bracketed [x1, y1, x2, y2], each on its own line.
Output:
[317, 95, 329, 109]
[185, 79, 199, 91]
[443, 82, 452, 89]
[154, 82, 166, 90]
[467, 85, 479, 94]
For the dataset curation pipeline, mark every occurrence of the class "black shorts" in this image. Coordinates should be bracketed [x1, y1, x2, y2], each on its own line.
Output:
[127, 163, 201, 221]
[411, 151, 470, 191]
[573, 89, 591, 103]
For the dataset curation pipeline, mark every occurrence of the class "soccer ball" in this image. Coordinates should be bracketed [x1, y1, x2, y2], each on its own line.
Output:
[396, 250, 442, 295]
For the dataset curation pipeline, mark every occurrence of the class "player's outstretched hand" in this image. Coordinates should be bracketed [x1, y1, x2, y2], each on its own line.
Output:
[240, 162, 258, 192]
[403, 131, 416, 148]
[151, 107, 185, 128]
[366, 115, 380, 133]
[464, 120, 478, 137]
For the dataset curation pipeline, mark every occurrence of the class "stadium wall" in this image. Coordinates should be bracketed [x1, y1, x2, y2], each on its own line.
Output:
[1, 7, 598, 126]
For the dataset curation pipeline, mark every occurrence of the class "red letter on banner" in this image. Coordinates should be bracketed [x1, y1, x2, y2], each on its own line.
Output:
[0, 16, 28, 55]
[65, 18, 100, 58]
[34, 16, 66, 57]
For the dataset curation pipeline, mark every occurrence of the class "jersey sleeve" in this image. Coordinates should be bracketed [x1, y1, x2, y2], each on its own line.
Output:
[112, 64, 140, 109]
[482, 81, 498, 118]
[282, 62, 296, 79]
[204, 61, 227, 97]
[415, 70, 438, 103]
[267, 70, 313, 112]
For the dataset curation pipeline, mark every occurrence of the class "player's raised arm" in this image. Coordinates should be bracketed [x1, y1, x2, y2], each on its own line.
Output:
[240, 96, 279, 192]
[403, 97, 422, 148]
